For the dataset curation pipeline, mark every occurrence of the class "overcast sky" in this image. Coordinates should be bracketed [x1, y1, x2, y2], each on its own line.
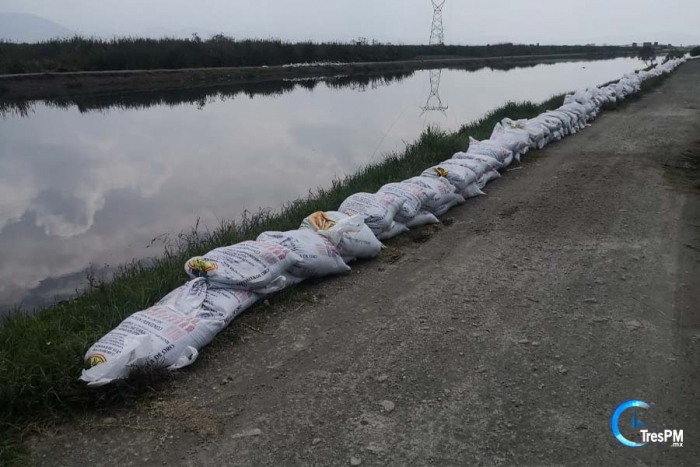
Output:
[1, 0, 699, 45]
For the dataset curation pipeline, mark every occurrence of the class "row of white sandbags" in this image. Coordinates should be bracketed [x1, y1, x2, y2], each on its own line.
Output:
[610, 57, 686, 102]
[81, 145, 512, 386]
[80, 223, 373, 385]
[80, 217, 386, 385]
[487, 57, 688, 155]
[80, 58, 686, 386]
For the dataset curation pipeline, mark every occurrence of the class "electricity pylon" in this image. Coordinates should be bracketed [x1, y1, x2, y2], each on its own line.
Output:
[421, 69, 448, 115]
[423, 1, 448, 115]
[429, 0, 446, 46]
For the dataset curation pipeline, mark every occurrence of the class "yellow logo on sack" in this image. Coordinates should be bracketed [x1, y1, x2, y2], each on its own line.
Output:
[306, 211, 337, 231]
[188, 258, 218, 276]
[434, 167, 449, 177]
[87, 353, 107, 368]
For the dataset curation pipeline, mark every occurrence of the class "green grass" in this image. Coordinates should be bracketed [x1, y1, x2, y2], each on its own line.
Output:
[0, 35, 633, 74]
[0, 63, 680, 464]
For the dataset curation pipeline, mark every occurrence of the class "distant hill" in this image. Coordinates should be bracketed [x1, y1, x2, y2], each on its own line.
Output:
[0, 13, 73, 43]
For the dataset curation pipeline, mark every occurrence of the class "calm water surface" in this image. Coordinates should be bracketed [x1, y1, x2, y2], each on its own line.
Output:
[0, 57, 647, 312]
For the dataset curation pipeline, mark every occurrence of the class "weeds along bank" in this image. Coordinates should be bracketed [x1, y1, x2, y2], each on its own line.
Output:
[0, 58, 687, 462]
[0, 56, 609, 104]
[0, 37, 630, 74]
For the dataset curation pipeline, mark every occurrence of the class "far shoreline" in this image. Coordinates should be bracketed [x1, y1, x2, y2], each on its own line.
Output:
[0, 52, 633, 102]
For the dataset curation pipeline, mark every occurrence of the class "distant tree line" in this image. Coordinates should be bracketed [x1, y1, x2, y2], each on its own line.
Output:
[0, 35, 632, 74]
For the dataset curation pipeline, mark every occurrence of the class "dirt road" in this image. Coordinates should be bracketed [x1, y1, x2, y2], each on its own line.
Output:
[29, 61, 700, 467]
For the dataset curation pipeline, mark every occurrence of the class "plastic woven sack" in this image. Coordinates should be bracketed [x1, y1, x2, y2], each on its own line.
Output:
[377, 182, 437, 224]
[185, 240, 302, 292]
[403, 176, 465, 216]
[338, 193, 404, 237]
[257, 229, 350, 278]
[300, 211, 383, 260]
[80, 278, 258, 386]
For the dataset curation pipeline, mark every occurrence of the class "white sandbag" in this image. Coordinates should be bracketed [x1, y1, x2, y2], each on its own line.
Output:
[586, 87, 608, 108]
[157, 279, 258, 323]
[454, 151, 502, 170]
[543, 111, 573, 136]
[597, 86, 615, 105]
[420, 165, 484, 199]
[530, 115, 562, 134]
[557, 105, 585, 130]
[338, 193, 404, 237]
[566, 91, 598, 119]
[530, 117, 561, 144]
[561, 112, 577, 133]
[446, 155, 501, 188]
[442, 162, 490, 189]
[403, 176, 465, 216]
[420, 165, 482, 199]
[437, 160, 489, 189]
[621, 73, 642, 92]
[559, 103, 588, 126]
[406, 211, 439, 228]
[467, 137, 515, 167]
[565, 90, 597, 112]
[490, 123, 530, 157]
[80, 278, 258, 386]
[257, 229, 350, 278]
[501, 118, 549, 149]
[377, 182, 437, 224]
[377, 221, 409, 240]
[614, 81, 635, 98]
[450, 153, 491, 176]
[185, 240, 302, 292]
[300, 211, 383, 260]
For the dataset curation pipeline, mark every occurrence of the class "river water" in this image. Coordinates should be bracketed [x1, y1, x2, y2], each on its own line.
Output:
[0, 57, 647, 312]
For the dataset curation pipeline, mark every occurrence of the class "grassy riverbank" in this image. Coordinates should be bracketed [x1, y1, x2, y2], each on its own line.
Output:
[0, 37, 631, 74]
[0, 53, 627, 103]
[0, 67, 675, 464]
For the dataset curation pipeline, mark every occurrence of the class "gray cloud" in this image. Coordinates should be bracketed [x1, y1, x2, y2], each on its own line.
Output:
[1, 0, 699, 45]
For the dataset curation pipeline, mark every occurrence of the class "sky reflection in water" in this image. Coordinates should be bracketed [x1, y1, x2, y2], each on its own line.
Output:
[0, 57, 646, 312]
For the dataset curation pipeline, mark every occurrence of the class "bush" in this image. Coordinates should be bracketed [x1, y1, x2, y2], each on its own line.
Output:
[637, 44, 657, 66]
[690, 46, 700, 57]
[663, 50, 686, 63]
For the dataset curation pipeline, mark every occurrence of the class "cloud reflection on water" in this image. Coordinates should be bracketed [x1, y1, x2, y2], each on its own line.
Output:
[0, 58, 645, 312]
